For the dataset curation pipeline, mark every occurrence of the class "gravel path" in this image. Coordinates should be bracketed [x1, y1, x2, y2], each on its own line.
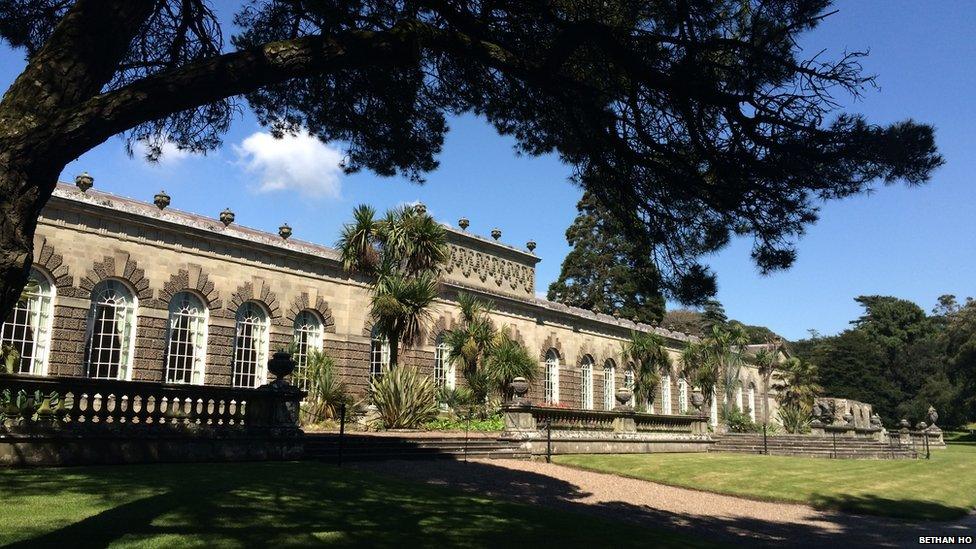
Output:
[355, 458, 975, 547]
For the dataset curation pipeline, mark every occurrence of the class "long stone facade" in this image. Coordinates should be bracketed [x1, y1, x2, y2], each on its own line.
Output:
[5, 182, 777, 421]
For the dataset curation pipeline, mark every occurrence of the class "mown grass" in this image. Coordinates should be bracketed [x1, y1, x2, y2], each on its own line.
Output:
[0, 461, 703, 548]
[554, 444, 976, 521]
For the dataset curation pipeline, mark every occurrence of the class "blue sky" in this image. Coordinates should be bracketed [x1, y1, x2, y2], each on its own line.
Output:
[2, 1, 974, 340]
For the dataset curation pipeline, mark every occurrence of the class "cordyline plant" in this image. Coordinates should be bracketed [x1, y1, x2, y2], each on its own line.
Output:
[336, 204, 447, 371]
[0, 1, 942, 325]
[681, 322, 749, 426]
[621, 331, 672, 411]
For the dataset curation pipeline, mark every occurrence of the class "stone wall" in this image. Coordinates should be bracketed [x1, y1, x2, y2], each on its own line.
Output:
[19, 184, 775, 417]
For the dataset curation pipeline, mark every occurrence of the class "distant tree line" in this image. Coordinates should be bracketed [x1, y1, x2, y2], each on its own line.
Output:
[792, 295, 976, 428]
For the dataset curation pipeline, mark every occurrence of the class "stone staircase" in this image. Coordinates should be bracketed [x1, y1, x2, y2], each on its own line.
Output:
[304, 432, 530, 462]
[709, 433, 918, 459]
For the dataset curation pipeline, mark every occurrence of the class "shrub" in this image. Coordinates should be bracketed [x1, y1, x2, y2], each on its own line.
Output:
[437, 385, 476, 409]
[300, 350, 351, 425]
[723, 408, 757, 433]
[425, 414, 504, 432]
[370, 366, 439, 429]
[778, 404, 812, 434]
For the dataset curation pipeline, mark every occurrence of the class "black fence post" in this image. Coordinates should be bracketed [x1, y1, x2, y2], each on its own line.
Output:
[546, 420, 552, 463]
[338, 402, 345, 467]
[464, 406, 472, 463]
[925, 430, 931, 460]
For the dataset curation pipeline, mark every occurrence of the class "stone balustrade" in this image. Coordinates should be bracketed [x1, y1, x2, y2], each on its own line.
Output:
[0, 373, 305, 466]
[500, 404, 711, 456]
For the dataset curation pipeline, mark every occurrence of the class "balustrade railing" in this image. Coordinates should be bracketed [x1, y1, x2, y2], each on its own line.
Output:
[0, 373, 303, 435]
[504, 404, 707, 437]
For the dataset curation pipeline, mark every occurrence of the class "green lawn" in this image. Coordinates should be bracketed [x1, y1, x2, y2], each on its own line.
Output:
[554, 444, 976, 521]
[0, 461, 701, 548]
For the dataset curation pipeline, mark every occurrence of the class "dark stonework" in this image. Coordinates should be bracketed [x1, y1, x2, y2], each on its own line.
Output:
[205, 325, 235, 386]
[49, 304, 88, 376]
[133, 314, 167, 382]
[228, 279, 281, 324]
[78, 253, 154, 301]
[285, 293, 336, 333]
[159, 266, 222, 309]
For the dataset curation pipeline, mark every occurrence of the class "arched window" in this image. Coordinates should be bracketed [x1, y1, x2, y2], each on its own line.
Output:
[165, 292, 208, 384]
[580, 355, 593, 410]
[86, 279, 137, 380]
[736, 382, 744, 412]
[748, 382, 757, 422]
[293, 310, 324, 391]
[678, 378, 689, 413]
[370, 326, 390, 379]
[603, 359, 615, 410]
[1, 268, 55, 375]
[434, 333, 455, 389]
[544, 349, 560, 404]
[661, 373, 672, 414]
[232, 302, 269, 388]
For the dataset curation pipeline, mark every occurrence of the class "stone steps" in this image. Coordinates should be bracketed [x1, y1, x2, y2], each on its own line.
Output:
[709, 434, 917, 459]
[303, 433, 530, 462]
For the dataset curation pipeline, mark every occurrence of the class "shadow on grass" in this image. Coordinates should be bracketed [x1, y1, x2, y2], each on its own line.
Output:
[355, 459, 976, 548]
[0, 461, 693, 548]
[808, 493, 969, 522]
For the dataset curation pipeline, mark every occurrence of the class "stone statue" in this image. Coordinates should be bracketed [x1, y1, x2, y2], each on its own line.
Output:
[926, 406, 939, 428]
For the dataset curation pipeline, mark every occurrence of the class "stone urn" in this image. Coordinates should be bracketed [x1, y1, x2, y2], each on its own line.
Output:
[458, 217, 469, 230]
[153, 190, 170, 210]
[491, 228, 502, 240]
[916, 421, 927, 431]
[526, 239, 536, 252]
[75, 172, 94, 192]
[615, 387, 633, 408]
[219, 207, 235, 226]
[279, 223, 292, 240]
[690, 389, 705, 412]
[267, 350, 296, 383]
[899, 418, 910, 430]
[509, 377, 530, 406]
[414, 202, 427, 215]
[926, 406, 939, 427]
[870, 413, 882, 428]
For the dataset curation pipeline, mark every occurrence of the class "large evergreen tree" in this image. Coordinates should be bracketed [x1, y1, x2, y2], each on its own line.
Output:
[0, 1, 943, 321]
[548, 193, 665, 323]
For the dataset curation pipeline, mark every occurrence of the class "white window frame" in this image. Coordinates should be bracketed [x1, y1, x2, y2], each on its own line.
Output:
[710, 385, 719, 426]
[1, 268, 55, 375]
[580, 355, 593, 410]
[748, 383, 757, 422]
[85, 279, 137, 380]
[661, 373, 672, 414]
[232, 301, 270, 388]
[292, 310, 324, 392]
[164, 291, 209, 384]
[678, 378, 689, 413]
[370, 327, 390, 379]
[544, 349, 560, 404]
[603, 360, 615, 410]
[434, 334, 456, 389]
[736, 383, 744, 412]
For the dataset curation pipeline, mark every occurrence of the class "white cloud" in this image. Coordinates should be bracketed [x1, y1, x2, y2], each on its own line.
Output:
[234, 131, 344, 199]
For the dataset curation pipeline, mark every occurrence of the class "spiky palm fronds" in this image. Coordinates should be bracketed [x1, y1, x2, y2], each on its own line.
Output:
[369, 366, 439, 429]
[336, 204, 379, 275]
[483, 328, 538, 398]
[623, 331, 671, 409]
[370, 271, 439, 367]
[772, 357, 823, 409]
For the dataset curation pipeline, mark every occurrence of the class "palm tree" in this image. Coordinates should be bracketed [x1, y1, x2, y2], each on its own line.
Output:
[680, 322, 749, 426]
[443, 293, 497, 403]
[772, 357, 823, 410]
[622, 331, 671, 411]
[753, 336, 783, 425]
[337, 204, 447, 371]
[483, 328, 538, 401]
